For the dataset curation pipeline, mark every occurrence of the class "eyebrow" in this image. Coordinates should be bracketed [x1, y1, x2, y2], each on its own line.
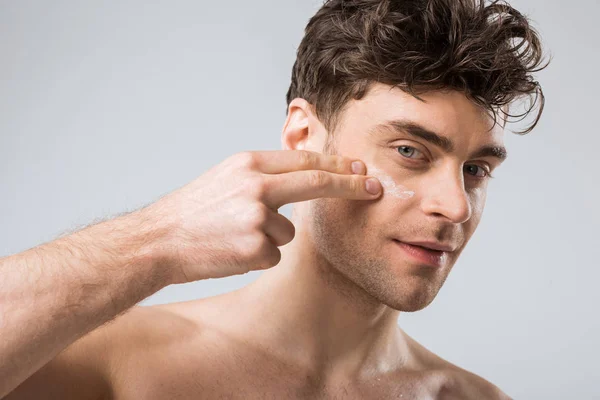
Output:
[371, 119, 508, 161]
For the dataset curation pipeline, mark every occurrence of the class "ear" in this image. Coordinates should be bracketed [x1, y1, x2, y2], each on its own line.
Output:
[281, 98, 327, 151]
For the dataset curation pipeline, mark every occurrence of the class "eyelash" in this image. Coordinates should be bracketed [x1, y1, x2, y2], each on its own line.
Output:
[395, 145, 494, 179]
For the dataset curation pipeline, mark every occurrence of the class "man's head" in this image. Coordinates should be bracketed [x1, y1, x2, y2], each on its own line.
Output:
[282, 0, 547, 312]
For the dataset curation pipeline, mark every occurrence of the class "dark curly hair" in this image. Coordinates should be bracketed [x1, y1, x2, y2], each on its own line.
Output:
[286, 0, 548, 135]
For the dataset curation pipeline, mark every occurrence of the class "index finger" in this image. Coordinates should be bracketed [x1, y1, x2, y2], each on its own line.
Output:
[262, 170, 382, 209]
[243, 150, 366, 176]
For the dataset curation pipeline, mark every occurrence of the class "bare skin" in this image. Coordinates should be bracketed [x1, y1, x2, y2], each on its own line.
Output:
[4, 85, 511, 399]
[0, 149, 380, 398]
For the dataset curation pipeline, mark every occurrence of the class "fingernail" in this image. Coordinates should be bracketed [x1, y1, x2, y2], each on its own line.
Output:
[366, 178, 381, 195]
[351, 161, 365, 175]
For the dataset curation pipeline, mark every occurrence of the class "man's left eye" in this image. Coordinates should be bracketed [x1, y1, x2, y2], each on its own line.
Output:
[397, 146, 423, 159]
[464, 164, 489, 178]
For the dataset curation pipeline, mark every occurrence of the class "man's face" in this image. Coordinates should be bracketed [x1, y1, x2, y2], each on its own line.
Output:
[303, 84, 506, 312]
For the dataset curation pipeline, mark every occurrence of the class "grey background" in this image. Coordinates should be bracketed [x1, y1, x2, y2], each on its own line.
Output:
[1, 1, 597, 398]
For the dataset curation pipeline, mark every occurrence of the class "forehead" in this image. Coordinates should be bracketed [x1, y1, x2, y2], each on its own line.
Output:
[339, 83, 505, 145]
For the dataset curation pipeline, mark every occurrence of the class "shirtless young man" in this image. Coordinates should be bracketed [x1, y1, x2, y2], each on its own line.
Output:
[3, 0, 547, 399]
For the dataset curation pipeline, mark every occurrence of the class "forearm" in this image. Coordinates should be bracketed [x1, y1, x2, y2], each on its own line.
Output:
[0, 208, 173, 397]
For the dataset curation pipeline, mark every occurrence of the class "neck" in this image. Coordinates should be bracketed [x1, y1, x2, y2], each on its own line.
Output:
[234, 210, 413, 380]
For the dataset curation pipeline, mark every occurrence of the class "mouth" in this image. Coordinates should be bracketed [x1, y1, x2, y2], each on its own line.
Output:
[392, 239, 454, 267]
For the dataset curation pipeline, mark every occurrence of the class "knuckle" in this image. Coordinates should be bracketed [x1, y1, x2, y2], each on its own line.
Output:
[334, 155, 348, 172]
[282, 223, 296, 245]
[254, 235, 270, 255]
[309, 170, 329, 189]
[235, 151, 258, 170]
[298, 150, 314, 169]
[255, 177, 271, 199]
[243, 203, 269, 229]
[239, 233, 266, 259]
[352, 176, 364, 193]
[264, 247, 282, 268]
[243, 175, 268, 199]
[278, 216, 296, 243]
[256, 242, 280, 269]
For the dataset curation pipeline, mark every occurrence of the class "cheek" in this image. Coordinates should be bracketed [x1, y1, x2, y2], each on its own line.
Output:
[466, 187, 487, 233]
[311, 196, 387, 237]
[472, 186, 487, 214]
[364, 162, 417, 200]
[311, 198, 363, 229]
[309, 198, 377, 255]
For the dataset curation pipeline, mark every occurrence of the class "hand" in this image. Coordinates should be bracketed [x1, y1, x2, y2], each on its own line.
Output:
[144, 150, 382, 283]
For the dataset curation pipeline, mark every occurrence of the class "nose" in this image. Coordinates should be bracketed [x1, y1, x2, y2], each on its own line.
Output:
[420, 166, 472, 224]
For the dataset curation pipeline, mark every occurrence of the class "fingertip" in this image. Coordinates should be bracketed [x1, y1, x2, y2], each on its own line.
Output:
[351, 160, 366, 175]
[365, 178, 382, 196]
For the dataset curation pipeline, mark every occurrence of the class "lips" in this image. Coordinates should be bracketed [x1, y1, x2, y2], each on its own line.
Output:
[392, 239, 453, 267]
[400, 241, 456, 253]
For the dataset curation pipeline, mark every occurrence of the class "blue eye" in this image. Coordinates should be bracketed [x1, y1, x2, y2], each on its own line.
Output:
[397, 146, 421, 159]
[464, 164, 490, 178]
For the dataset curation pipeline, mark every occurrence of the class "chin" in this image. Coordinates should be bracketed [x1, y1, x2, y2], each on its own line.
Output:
[386, 296, 434, 312]
[375, 281, 440, 312]
[392, 299, 433, 313]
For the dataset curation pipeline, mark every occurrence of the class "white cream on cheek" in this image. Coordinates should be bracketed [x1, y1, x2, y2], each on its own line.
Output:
[365, 164, 415, 199]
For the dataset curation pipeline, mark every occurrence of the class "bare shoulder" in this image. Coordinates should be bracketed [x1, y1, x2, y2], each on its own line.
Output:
[438, 366, 512, 400]
[98, 301, 205, 371]
[102, 300, 204, 349]
[398, 330, 511, 400]
[4, 301, 205, 400]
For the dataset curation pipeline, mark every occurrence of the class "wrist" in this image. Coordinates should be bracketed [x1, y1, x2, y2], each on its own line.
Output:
[122, 205, 179, 289]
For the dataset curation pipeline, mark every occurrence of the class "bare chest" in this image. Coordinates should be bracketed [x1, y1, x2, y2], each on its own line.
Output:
[112, 346, 448, 400]
[117, 372, 443, 400]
